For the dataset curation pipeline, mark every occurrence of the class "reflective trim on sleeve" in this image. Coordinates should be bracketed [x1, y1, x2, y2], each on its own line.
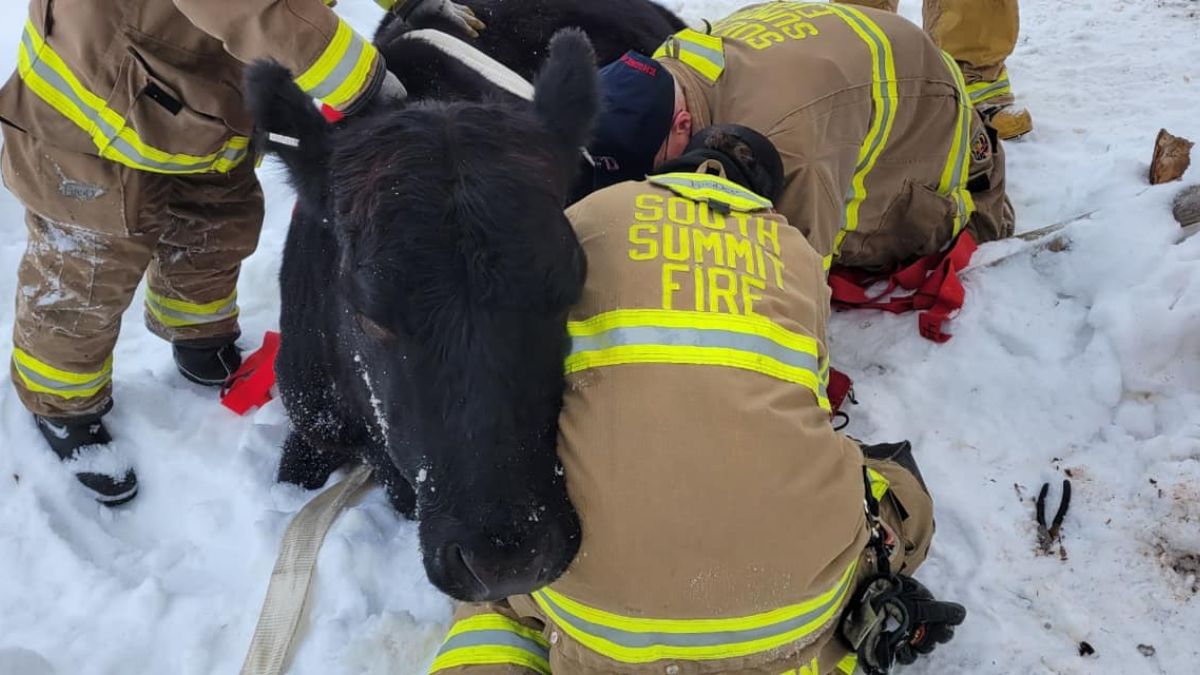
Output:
[825, 5, 899, 261]
[937, 51, 978, 237]
[145, 289, 239, 329]
[294, 18, 381, 110]
[653, 28, 726, 83]
[837, 653, 860, 674]
[866, 467, 890, 502]
[532, 561, 858, 664]
[966, 69, 1013, 107]
[567, 309, 830, 411]
[648, 172, 774, 212]
[12, 348, 112, 399]
[429, 613, 551, 674]
[15, 20, 250, 174]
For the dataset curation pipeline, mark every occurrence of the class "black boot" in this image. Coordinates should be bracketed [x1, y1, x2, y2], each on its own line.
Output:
[34, 414, 138, 506]
[173, 338, 243, 387]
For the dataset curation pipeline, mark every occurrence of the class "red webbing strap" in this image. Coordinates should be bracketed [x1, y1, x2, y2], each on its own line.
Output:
[221, 331, 281, 416]
[319, 103, 345, 123]
[827, 367, 855, 415]
[829, 233, 978, 343]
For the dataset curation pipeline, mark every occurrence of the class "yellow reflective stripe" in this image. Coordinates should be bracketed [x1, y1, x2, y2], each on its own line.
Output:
[375, 0, 401, 10]
[567, 309, 829, 411]
[866, 467, 890, 501]
[937, 52, 977, 237]
[533, 561, 858, 663]
[429, 646, 550, 674]
[12, 348, 112, 399]
[430, 614, 551, 674]
[16, 21, 250, 174]
[294, 18, 380, 109]
[648, 172, 774, 212]
[571, 344, 830, 410]
[825, 6, 899, 259]
[823, 254, 833, 272]
[966, 69, 1012, 106]
[837, 653, 860, 674]
[445, 614, 550, 646]
[653, 28, 726, 83]
[145, 289, 239, 328]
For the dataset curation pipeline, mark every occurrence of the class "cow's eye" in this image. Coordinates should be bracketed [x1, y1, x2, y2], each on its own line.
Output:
[356, 312, 396, 342]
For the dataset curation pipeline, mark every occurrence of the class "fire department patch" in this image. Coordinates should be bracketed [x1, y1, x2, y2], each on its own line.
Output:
[971, 130, 992, 162]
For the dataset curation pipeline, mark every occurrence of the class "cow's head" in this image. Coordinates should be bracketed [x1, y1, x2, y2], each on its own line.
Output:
[246, 29, 597, 602]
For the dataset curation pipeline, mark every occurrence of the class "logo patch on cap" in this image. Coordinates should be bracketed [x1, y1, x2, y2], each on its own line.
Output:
[620, 53, 658, 77]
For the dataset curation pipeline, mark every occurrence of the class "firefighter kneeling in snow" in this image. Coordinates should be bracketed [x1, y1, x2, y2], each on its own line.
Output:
[0, 0, 482, 505]
[428, 126, 965, 675]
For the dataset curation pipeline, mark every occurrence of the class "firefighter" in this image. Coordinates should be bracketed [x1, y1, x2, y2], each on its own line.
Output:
[582, 1, 1014, 276]
[0, 0, 483, 506]
[837, 0, 1031, 139]
[427, 125, 966, 675]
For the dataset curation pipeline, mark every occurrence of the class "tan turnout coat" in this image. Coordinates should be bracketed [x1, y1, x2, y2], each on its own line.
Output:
[428, 171, 936, 675]
[655, 2, 1013, 271]
[0, 0, 386, 171]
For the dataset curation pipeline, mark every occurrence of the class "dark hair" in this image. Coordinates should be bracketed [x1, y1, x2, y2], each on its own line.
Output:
[653, 124, 786, 202]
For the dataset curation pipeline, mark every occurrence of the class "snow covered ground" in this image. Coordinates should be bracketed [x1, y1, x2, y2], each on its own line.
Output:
[0, 1, 1197, 673]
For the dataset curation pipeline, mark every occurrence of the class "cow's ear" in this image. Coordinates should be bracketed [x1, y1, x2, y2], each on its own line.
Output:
[244, 59, 332, 200]
[532, 29, 599, 157]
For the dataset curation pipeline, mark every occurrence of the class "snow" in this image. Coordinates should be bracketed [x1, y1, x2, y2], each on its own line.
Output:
[0, 1, 1197, 674]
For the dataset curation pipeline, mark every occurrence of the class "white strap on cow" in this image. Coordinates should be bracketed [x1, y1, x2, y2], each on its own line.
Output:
[402, 29, 535, 101]
[240, 464, 374, 675]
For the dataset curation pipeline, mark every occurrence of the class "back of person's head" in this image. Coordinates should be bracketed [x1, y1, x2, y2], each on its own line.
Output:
[588, 52, 677, 188]
[652, 124, 785, 202]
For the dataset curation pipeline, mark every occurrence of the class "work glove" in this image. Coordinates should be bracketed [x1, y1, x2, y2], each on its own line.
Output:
[839, 574, 966, 674]
[392, 0, 487, 38]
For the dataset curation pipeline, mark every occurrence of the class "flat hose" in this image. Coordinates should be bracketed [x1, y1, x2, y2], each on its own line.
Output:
[240, 464, 374, 675]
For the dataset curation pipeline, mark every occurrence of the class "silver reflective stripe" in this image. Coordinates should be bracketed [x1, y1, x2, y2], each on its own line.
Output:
[12, 359, 110, 393]
[648, 175, 771, 209]
[534, 573, 851, 650]
[570, 326, 821, 374]
[680, 37, 726, 70]
[19, 28, 247, 173]
[303, 30, 368, 100]
[436, 630, 550, 659]
[145, 296, 239, 326]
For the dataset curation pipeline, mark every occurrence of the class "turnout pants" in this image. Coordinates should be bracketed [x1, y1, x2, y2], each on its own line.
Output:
[426, 452, 936, 675]
[839, 0, 1020, 108]
[2, 127, 262, 418]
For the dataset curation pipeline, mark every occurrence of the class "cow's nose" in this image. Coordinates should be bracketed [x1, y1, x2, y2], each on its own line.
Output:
[443, 540, 552, 601]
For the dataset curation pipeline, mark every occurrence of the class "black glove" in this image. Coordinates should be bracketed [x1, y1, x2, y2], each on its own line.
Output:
[840, 574, 966, 674]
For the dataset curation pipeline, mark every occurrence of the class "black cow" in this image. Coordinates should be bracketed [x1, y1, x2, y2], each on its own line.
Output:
[245, 30, 598, 603]
[376, 0, 684, 90]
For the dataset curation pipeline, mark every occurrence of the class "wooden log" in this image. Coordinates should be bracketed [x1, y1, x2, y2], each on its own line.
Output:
[1149, 129, 1194, 185]
[1173, 184, 1200, 228]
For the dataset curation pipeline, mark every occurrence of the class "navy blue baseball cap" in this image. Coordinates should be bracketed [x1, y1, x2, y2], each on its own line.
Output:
[587, 51, 677, 192]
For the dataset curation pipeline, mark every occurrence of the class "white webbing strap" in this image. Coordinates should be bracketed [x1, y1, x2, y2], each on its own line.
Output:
[388, 30, 596, 166]
[240, 464, 374, 675]
[402, 29, 535, 101]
